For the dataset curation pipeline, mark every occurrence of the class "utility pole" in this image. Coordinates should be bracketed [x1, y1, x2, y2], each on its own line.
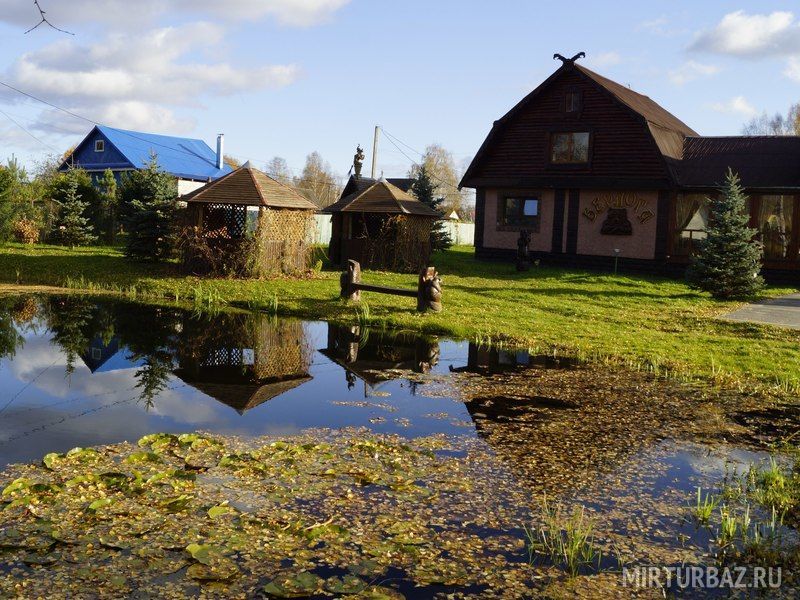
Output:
[371, 125, 380, 179]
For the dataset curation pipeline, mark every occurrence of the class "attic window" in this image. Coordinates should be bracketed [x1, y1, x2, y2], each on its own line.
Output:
[94, 140, 105, 152]
[550, 132, 590, 164]
[565, 91, 582, 113]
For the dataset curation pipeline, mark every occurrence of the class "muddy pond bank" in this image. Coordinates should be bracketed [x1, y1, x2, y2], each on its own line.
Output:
[0, 294, 797, 597]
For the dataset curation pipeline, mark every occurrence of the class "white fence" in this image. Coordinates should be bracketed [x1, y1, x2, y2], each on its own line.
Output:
[308, 214, 474, 246]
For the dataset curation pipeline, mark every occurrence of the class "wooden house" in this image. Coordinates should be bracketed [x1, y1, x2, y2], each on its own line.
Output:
[461, 54, 800, 281]
[60, 126, 231, 196]
[323, 175, 440, 272]
[181, 162, 318, 276]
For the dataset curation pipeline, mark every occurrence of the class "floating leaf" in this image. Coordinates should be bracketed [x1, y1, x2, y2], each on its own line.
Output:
[207, 503, 232, 519]
[263, 572, 323, 597]
[42, 453, 62, 470]
[87, 497, 114, 512]
[185, 543, 213, 565]
[125, 451, 162, 465]
[324, 575, 367, 594]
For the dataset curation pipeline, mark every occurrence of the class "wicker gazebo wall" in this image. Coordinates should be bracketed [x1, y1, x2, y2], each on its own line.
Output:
[253, 208, 315, 277]
[362, 215, 434, 273]
[183, 204, 314, 277]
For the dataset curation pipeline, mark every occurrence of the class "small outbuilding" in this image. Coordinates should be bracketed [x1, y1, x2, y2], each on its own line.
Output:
[322, 176, 441, 272]
[181, 162, 318, 277]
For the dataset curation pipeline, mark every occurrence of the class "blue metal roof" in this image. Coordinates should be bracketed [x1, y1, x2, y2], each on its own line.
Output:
[65, 125, 232, 181]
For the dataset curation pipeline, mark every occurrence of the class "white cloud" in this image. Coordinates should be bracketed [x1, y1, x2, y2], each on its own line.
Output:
[0, 0, 350, 29]
[668, 60, 720, 86]
[708, 96, 758, 118]
[785, 57, 800, 82]
[690, 10, 800, 57]
[585, 51, 621, 69]
[3, 22, 299, 134]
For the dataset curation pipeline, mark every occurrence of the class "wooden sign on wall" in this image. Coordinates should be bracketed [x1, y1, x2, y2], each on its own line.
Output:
[582, 192, 654, 225]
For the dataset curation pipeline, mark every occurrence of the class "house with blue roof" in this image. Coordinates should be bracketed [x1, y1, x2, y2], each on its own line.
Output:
[59, 125, 232, 196]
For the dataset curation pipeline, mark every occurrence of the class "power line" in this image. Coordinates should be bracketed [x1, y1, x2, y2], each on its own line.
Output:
[0, 107, 59, 153]
[380, 128, 463, 194]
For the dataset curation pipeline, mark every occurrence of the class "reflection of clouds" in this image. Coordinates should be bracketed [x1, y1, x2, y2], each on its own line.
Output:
[681, 444, 771, 477]
[148, 385, 223, 425]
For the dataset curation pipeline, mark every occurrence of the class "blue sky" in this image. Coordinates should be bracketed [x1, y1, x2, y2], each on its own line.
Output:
[1, 0, 799, 180]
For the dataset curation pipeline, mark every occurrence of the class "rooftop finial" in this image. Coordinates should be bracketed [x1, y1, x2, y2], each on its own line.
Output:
[353, 144, 365, 179]
[553, 51, 586, 65]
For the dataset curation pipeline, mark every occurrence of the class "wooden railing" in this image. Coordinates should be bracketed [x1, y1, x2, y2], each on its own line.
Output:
[339, 260, 442, 313]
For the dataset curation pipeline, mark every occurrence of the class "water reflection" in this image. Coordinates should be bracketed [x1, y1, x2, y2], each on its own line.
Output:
[0, 295, 471, 467]
[173, 316, 313, 414]
[321, 324, 440, 393]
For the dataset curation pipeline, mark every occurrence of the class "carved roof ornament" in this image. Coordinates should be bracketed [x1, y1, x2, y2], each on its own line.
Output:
[553, 52, 586, 65]
[353, 145, 365, 179]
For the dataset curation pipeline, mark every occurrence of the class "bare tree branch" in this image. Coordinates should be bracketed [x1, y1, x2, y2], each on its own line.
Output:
[25, 0, 74, 35]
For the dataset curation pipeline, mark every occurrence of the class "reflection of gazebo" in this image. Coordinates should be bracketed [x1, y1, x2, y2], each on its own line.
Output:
[320, 324, 439, 394]
[174, 314, 313, 414]
[322, 176, 440, 272]
[182, 163, 318, 276]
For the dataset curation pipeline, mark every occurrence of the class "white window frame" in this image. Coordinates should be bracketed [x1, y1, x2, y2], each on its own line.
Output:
[94, 140, 105, 152]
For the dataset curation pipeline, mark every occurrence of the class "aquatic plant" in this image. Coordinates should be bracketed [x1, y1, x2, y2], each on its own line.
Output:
[693, 487, 720, 525]
[525, 497, 602, 577]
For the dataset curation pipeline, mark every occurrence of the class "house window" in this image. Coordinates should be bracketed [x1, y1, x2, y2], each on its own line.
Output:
[499, 196, 540, 230]
[565, 91, 582, 113]
[755, 195, 796, 261]
[550, 132, 590, 164]
[94, 140, 105, 152]
[673, 194, 709, 256]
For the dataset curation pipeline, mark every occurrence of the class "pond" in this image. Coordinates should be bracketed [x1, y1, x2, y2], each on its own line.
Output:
[0, 295, 797, 598]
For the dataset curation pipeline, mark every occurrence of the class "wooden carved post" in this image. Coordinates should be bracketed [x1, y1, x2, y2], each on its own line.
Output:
[417, 266, 443, 313]
[340, 259, 362, 301]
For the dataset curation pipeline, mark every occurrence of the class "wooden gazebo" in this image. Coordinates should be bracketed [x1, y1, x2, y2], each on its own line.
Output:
[181, 162, 317, 276]
[322, 177, 440, 272]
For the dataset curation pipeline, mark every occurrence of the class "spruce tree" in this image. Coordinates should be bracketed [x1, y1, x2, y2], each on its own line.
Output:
[122, 156, 179, 261]
[687, 169, 764, 299]
[99, 168, 118, 245]
[57, 178, 96, 249]
[411, 165, 452, 252]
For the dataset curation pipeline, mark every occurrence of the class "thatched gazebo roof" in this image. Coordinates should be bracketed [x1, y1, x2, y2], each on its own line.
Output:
[182, 163, 318, 210]
[321, 179, 441, 217]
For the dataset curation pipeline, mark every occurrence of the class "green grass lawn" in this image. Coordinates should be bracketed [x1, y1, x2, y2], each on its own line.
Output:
[2, 242, 799, 390]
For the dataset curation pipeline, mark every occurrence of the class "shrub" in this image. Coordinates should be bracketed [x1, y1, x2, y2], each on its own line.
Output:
[12, 218, 39, 244]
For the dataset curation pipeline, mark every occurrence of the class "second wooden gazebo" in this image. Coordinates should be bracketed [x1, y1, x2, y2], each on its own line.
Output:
[322, 177, 441, 272]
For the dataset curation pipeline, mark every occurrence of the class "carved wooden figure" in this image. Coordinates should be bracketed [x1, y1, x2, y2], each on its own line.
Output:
[417, 267, 443, 313]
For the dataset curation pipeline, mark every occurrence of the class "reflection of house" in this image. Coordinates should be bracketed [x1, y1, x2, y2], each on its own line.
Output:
[320, 325, 439, 393]
[461, 54, 800, 279]
[80, 336, 145, 373]
[322, 175, 441, 272]
[173, 314, 313, 414]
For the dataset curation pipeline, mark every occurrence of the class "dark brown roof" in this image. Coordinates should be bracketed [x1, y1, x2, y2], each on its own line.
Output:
[678, 136, 800, 190]
[460, 62, 698, 187]
[183, 164, 318, 210]
[340, 175, 414, 199]
[575, 65, 699, 139]
[322, 179, 441, 217]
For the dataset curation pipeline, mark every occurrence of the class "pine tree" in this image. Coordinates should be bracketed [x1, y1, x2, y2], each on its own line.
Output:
[411, 165, 452, 252]
[99, 169, 118, 245]
[57, 178, 96, 249]
[122, 156, 179, 261]
[687, 169, 764, 299]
